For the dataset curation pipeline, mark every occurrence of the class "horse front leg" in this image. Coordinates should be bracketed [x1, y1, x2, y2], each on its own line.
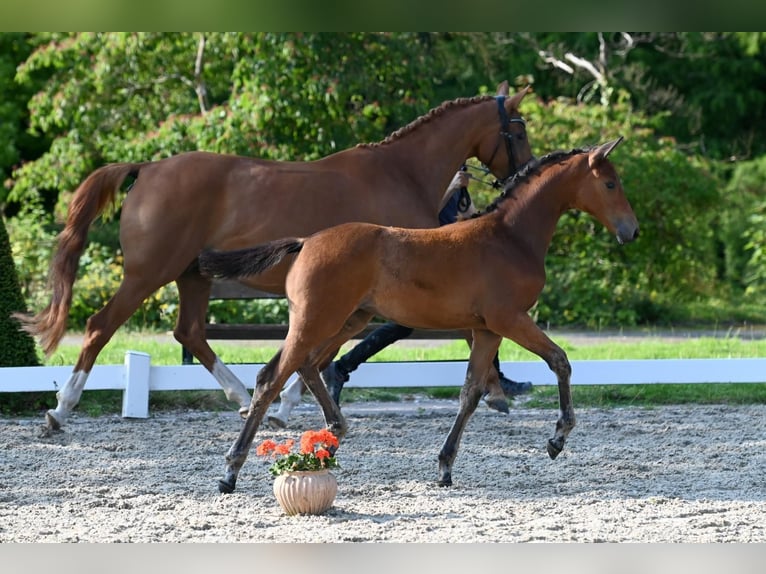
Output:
[438, 330, 501, 486]
[495, 313, 574, 459]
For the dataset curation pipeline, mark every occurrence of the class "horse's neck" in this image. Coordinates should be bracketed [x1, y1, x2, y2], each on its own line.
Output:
[373, 99, 496, 206]
[499, 158, 583, 258]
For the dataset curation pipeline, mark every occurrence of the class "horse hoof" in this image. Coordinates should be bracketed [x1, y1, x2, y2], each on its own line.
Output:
[546, 438, 563, 460]
[437, 476, 453, 487]
[267, 415, 287, 429]
[484, 397, 510, 414]
[45, 410, 62, 431]
[238, 406, 249, 420]
[218, 478, 236, 494]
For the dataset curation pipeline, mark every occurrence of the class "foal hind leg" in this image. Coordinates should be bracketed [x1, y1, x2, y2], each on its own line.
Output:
[494, 313, 574, 459]
[174, 271, 251, 414]
[461, 330, 514, 413]
[219, 340, 316, 494]
[267, 309, 375, 428]
[438, 329, 502, 486]
[45, 276, 157, 431]
[297, 364, 347, 441]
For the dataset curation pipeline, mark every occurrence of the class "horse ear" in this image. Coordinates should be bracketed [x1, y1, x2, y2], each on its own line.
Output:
[507, 85, 531, 110]
[589, 136, 624, 167]
[496, 81, 510, 96]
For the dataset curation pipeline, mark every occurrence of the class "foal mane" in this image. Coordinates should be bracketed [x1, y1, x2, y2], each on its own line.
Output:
[356, 95, 495, 149]
[477, 146, 595, 216]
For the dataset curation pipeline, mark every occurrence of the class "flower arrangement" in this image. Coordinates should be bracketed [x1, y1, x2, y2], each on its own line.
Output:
[255, 429, 340, 477]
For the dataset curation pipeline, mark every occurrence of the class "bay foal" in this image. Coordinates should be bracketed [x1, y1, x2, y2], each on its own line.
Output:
[199, 137, 639, 492]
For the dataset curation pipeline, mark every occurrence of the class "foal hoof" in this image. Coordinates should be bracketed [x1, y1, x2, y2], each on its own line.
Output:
[238, 406, 249, 420]
[437, 475, 453, 487]
[546, 438, 563, 460]
[218, 478, 237, 494]
[267, 415, 287, 429]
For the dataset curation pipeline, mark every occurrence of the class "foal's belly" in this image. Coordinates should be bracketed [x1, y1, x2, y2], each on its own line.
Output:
[372, 295, 486, 331]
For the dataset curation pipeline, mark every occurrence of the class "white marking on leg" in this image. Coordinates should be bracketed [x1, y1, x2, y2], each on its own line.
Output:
[47, 370, 90, 427]
[211, 358, 251, 408]
[271, 375, 303, 426]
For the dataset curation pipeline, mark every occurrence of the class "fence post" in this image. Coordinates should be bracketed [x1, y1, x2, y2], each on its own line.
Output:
[122, 351, 151, 419]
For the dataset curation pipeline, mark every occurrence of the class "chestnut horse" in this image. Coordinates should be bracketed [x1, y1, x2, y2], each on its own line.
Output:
[198, 137, 639, 492]
[14, 82, 533, 433]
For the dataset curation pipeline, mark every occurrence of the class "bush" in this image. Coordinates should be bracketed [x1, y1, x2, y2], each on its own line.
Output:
[0, 213, 39, 366]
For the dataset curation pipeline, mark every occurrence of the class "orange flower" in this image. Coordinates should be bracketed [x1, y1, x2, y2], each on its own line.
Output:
[255, 439, 277, 457]
[274, 439, 295, 456]
[257, 429, 340, 476]
[300, 429, 339, 454]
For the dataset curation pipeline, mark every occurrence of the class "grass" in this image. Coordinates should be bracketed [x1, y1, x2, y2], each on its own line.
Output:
[7, 327, 764, 416]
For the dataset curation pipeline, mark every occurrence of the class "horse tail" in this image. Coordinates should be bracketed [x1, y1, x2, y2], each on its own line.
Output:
[198, 239, 305, 280]
[12, 162, 146, 356]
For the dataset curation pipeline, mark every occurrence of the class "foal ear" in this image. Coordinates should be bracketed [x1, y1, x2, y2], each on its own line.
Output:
[507, 85, 531, 110]
[496, 80, 510, 96]
[588, 136, 624, 167]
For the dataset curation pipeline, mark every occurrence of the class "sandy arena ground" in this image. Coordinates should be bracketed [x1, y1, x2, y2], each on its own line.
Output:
[1, 398, 764, 543]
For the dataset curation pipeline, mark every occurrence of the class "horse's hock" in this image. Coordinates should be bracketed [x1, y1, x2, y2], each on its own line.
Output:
[181, 279, 464, 363]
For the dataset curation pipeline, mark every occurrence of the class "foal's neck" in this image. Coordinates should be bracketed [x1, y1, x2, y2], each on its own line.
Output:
[497, 156, 586, 258]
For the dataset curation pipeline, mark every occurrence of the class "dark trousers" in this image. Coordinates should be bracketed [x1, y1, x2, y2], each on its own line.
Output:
[335, 321, 502, 379]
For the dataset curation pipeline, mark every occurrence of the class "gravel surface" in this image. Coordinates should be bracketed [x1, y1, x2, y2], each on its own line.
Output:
[1, 400, 764, 542]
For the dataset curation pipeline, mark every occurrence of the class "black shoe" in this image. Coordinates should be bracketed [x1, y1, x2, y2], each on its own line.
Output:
[498, 374, 533, 397]
[320, 362, 349, 406]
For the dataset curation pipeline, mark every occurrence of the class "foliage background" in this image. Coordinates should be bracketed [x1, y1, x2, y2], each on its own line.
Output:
[2, 32, 766, 338]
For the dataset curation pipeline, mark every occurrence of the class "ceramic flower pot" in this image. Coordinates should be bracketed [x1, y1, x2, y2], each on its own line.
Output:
[273, 469, 337, 516]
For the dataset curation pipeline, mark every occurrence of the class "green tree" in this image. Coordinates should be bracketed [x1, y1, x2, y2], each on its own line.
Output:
[0, 213, 40, 366]
[9, 32, 442, 214]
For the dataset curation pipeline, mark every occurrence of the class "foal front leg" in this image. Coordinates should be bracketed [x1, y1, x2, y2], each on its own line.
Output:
[497, 314, 574, 459]
[438, 330, 501, 486]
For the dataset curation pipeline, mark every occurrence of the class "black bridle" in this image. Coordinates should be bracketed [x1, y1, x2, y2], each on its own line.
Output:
[479, 95, 528, 189]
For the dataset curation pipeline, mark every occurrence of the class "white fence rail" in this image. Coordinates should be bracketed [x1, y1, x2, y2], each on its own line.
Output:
[1, 351, 765, 419]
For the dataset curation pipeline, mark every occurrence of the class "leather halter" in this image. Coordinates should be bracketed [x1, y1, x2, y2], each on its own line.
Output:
[486, 95, 527, 188]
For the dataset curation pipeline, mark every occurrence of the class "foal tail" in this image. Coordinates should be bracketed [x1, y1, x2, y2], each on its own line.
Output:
[12, 162, 146, 356]
[198, 239, 305, 280]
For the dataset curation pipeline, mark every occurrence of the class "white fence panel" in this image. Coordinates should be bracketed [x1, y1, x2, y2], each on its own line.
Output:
[1, 353, 764, 420]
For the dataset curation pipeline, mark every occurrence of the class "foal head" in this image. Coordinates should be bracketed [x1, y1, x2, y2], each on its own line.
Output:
[573, 137, 640, 245]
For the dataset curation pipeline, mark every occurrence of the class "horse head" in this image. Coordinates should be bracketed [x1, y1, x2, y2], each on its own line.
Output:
[576, 136, 640, 245]
[477, 82, 534, 185]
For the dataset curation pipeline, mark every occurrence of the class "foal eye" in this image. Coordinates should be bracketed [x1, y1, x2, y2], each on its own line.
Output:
[606, 181, 616, 190]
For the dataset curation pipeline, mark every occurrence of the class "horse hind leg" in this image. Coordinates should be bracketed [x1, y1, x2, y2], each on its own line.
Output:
[45, 276, 156, 432]
[267, 374, 303, 429]
[438, 329, 502, 486]
[173, 271, 251, 414]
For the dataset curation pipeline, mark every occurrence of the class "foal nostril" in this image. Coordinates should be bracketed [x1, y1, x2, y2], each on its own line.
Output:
[633, 227, 640, 240]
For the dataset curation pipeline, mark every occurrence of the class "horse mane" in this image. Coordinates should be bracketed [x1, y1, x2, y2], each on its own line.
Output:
[476, 146, 596, 217]
[357, 94, 495, 149]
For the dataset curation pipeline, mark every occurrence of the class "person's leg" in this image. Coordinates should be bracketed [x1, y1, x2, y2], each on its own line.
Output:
[492, 352, 533, 396]
[323, 322, 414, 405]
